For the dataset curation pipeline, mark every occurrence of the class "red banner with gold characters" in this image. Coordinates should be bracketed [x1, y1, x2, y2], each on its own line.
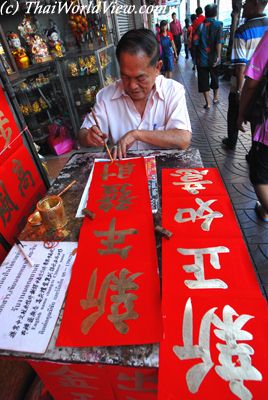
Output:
[29, 360, 158, 400]
[0, 85, 23, 161]
[0, 85, 46, 262]
[57, 158, 162, 347]
[158, 168, 268, 399]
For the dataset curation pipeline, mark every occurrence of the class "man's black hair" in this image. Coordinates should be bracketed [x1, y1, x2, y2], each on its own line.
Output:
[196, 7, 203, 15]
[190, 14, 197, 23]
[116, 28, 160, 66]
[172, 12, 176, 17]
[205, 4, 217, 18]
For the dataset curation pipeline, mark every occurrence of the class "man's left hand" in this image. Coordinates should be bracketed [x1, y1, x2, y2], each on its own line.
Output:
[114, 130, 139, 159]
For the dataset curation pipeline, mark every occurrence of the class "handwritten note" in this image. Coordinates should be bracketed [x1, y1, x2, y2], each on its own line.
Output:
[0, 241, 77, 354]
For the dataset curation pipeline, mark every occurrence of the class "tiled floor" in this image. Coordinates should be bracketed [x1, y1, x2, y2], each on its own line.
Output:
[45, 56, 268, 299]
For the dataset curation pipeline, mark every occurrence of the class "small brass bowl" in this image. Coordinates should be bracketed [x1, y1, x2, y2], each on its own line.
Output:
[28, 210, 42, 226]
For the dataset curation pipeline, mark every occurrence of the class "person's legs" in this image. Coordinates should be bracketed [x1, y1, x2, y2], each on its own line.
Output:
[197, 67, 210, 108]
[222, 92, 239, 149]
[185, 44, 189, 59]
[203, 92, 210, 108]
[210, 67, 219, 102]
[250, 141, 268, 220]
[173, 35, 179, 57]
[254, 185, 268, 218]
[165, 55, 174, 79]
[191, 46, 196, 69]
[177, 35, 182, 56]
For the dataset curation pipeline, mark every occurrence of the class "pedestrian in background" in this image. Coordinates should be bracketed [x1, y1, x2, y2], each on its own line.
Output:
[192, 6, 205, 32]
[160, 20, 177, 79]
[188, 14, 197, 70]
[170, 12, 182, 59]
[222, 0, 268, 151]
[237, 31, 268, 221]
[183, 18, 190, 59]
[194, 4, 223, 109]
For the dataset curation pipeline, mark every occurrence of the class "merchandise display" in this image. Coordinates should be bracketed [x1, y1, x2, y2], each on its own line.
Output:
[18, 16, 52, 64]
[47, 29, 65, 58]
[63, 44, 119, 128]
[0, 3, 118, 155]
[7, 32, 30, 69]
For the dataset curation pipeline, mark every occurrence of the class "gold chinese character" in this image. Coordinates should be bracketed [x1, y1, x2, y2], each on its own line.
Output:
[0, 110, 12, 152]
[81, 268, 142, 335]
[49, 366, 98, 389]
[102, 162, 135, 181]
[12, 159, 35, 197]
[0, 180, 18, 227]
[94, 217, 138, 259]
[98, 183, 136, 212]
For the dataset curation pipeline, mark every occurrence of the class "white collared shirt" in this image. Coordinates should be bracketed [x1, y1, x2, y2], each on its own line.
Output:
[81, 74, 191, 150]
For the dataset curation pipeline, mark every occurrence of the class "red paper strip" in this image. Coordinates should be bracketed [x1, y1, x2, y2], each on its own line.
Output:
[0, 85, 23, 161]
[158, 296, 268, 400]
[106, 365, 158, 400]
[164, 168, 228, 197]
[159, 168, 268, 399]
[29, 361, 158, 400]
[0, 144, 45, 248]
[29, 361, 115, 400]
[57, 158, 162, 347]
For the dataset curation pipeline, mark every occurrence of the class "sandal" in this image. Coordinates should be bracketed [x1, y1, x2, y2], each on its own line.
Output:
[213, 99, 219, 105]
[203, 104, 210, 109]
[254, 201, 268, 222]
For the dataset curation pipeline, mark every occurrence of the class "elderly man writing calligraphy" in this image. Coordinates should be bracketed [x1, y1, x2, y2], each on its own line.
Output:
[79, 29, 191, 159]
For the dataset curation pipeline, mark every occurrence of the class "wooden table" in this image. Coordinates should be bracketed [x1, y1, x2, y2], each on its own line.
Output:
[1, 148, 203, 365]
[0, 148, 203, 399]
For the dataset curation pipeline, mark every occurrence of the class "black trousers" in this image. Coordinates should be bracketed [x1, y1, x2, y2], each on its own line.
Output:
[173, 35, 182, 56]
[227, 92, 240, 147]
[185, 44, 189, 58]
[197, 66, 219, 93]
[227, 92, 257, 147]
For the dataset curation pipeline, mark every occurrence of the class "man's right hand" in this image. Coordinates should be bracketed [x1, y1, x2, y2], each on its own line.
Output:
[79, 126, 108, 147]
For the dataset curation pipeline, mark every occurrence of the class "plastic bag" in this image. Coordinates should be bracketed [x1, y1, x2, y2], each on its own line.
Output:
[47, 122, 74, 155]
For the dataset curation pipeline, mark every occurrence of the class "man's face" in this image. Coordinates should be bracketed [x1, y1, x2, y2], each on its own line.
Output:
[172, 14, 176, 21]
[242, 0, 256, 19]
[119, 52, 162, 102]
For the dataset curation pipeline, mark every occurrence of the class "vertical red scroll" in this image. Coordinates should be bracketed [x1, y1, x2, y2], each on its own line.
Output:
[57, 158, 162, 346]
[158, 168, 268, 399]
[0, 86, 46, 261]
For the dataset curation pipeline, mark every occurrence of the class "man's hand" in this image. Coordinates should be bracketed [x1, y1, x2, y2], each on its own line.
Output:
[113, 129, 138, 159]
[81, 126, 108, 147]
[213, 57, 221, 68]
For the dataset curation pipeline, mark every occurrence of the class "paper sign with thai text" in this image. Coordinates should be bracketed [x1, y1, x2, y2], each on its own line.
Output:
[158, 168, 268, 399]
[0, 241, 77, 353]
[57, 158, 162, 347]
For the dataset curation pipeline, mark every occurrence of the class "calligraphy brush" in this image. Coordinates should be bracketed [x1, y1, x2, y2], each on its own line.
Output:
[91, 108, 113, 163]
[14, 237, 34, 268]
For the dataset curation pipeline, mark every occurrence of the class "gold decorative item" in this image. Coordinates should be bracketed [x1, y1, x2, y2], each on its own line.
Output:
[37, 195, 67, 230]
[7, 32, 30, 69]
